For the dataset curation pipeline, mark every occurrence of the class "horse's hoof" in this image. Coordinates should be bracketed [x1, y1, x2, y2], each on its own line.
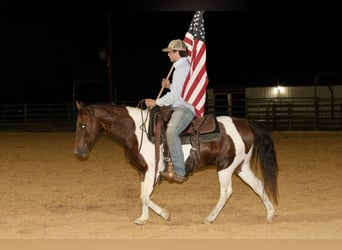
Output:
[202, 218, 213, 224]
[161, 209, 171, 221]
[134, 218, 148, 225]
[266, 217, 273, 223]
[266, 212, 277, 223]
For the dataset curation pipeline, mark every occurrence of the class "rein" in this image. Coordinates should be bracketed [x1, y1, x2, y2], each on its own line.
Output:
[137, 99, 160, 186]
[137, 100, 149, 153]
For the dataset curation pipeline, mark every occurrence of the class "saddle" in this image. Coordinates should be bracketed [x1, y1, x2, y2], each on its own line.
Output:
[147, 106, 220, 184]
[147, 106, 220, 145]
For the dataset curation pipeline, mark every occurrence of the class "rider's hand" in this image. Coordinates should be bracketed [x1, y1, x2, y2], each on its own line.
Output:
[145, 99, 156, 108]
[161, 79, 170, 89]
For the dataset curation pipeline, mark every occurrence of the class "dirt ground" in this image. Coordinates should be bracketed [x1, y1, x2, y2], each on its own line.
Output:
[0, 130, 341, 239]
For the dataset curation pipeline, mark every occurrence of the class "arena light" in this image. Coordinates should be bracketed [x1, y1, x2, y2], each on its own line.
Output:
[273, 85, 285, 96]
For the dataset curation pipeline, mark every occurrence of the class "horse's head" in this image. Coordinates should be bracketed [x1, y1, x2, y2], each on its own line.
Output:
[74, 101, 99, 158]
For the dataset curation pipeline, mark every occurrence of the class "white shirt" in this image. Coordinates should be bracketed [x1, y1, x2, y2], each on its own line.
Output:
[156, 57, 194, 113]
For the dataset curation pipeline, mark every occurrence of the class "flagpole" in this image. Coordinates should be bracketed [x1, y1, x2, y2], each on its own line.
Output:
[156, 64, 174, 99]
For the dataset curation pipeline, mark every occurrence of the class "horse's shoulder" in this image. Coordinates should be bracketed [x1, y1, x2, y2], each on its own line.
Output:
[126, 106, 148, 121]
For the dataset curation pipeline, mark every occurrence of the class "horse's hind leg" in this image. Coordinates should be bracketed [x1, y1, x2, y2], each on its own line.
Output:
[237, 163, 276, 222]
[203, 168, 234, 224]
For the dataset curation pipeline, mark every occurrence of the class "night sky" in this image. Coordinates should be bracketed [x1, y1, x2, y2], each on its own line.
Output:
[1, 1, 342, 104]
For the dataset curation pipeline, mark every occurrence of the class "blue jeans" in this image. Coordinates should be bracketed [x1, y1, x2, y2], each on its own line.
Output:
[166, 106, 195, 176]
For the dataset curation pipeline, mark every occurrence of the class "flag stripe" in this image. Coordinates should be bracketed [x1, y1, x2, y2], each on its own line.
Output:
[190, 74, 208, 105]
[182, 11, 209, 118]
[186, 49, 206, 96]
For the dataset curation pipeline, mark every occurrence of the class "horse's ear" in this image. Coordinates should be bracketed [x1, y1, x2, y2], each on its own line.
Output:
[75, 101, 84, 110]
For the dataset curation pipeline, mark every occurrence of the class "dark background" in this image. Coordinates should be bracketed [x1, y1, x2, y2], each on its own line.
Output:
[1, 1, 341, 104]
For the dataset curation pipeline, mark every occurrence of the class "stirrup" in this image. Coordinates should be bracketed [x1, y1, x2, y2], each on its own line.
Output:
[161, 158, 175, 182]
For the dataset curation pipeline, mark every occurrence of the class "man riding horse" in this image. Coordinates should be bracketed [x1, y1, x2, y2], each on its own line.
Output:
[144, 39, 195, 184]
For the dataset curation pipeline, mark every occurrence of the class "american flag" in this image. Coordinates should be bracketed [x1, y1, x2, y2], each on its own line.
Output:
[182, 11, 209, 118]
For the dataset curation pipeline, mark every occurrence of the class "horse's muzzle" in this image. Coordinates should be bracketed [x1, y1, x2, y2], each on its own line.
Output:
[74, 147, 89, 158]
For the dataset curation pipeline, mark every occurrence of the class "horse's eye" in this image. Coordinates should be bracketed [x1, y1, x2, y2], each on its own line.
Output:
[81, 124, 86, 129]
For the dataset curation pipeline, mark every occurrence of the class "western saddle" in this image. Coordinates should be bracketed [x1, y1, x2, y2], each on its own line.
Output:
[147, 106, 220, 183]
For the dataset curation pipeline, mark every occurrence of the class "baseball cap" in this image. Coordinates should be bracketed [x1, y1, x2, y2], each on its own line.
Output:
[162, 39, 187, 52]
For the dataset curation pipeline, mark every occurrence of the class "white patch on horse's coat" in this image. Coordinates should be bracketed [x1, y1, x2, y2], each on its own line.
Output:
[128, 107, 166, 170]
[217, 116, 246, 169]
[217, 116, 245, 157]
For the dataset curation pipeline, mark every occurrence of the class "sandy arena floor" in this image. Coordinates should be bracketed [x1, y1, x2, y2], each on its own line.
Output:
[0, 131, 341, 239]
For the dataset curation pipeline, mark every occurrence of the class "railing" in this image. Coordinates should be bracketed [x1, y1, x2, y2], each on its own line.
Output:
[0, 101, 138, 131]
[1, 97, 342, 131]
[0, 103, 75, 131]
[245, 97, 342, 130]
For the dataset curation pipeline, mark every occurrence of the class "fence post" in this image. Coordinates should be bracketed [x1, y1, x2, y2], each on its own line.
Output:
[272, 100, 276, 130]
[72, 80, 79, 124]
[314, 96, 319, 131]
[245, 97, 248, 119]
[288, 102, 292, 130]
[340, 102, 342, 129]
[24, 103, 27, 123]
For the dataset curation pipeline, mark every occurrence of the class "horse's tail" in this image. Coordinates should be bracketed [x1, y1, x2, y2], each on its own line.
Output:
[248, 120, 279, 205]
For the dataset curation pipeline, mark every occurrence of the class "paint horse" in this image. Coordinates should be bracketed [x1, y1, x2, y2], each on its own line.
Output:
[74, 101, 278, 225]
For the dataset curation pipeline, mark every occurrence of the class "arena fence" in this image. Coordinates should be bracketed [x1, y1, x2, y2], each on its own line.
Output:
[1, 97, 342, 131]
[0, 103, 75, 131]
[245, 97, 342, 131]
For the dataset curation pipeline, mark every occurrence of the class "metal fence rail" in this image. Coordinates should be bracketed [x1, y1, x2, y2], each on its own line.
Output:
[0, 103, 74, 122]
[0, 103, 75, 131]
[246, 97, 342, 130]
[1, 97, 342, 131]
[0, 101, 138, 131]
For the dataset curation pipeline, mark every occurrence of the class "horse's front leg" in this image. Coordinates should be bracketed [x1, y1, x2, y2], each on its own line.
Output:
[134, 203, 150, 225]
[134, 198, 171, 225]
[134, 172, 170, 225]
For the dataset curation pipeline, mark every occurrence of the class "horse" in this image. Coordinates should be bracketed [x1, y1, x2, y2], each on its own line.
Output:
[73, 100, 278, 225]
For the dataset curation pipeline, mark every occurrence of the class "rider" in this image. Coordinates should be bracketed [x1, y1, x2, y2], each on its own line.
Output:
[144, 39, 195, 183]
